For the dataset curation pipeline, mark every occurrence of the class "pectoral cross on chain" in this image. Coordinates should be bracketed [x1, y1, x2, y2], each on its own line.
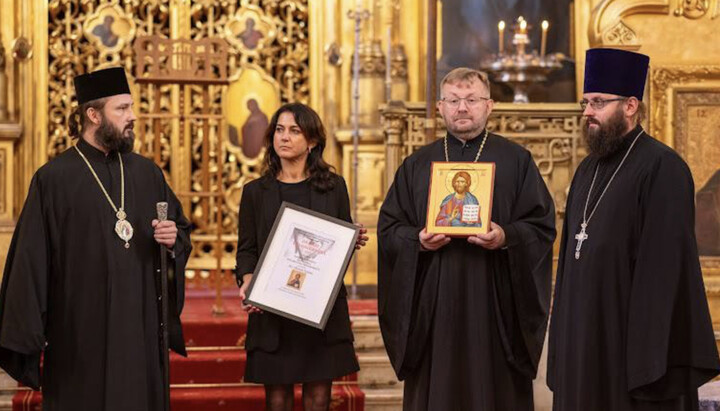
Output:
[574, 223, 588, 260]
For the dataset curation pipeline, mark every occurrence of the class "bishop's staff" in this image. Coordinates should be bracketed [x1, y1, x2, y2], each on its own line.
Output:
[347, 3, 370, 299]
[425, 0, 437, 143]
[156, 202, 171, 411]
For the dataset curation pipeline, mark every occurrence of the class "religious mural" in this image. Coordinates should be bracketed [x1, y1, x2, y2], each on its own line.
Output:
[225, 64, 280, 161]
[82, 3, 136, 54]
[228, 98, 269, 158]
[224, 4, 277, 57]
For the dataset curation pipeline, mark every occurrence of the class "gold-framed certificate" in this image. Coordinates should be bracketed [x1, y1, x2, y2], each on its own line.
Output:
[425, 161, 496, 236]
[245, 202, 359, 329]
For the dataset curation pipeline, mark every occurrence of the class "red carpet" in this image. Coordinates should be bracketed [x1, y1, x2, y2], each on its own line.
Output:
[12, 294, 372, 410]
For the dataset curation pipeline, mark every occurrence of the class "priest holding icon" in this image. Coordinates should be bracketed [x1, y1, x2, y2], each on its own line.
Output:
[378, 67, 556, 410]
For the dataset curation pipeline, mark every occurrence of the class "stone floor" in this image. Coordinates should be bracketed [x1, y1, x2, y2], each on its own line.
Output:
[533, 334, 553, 411]
[0, 371, 15, 411]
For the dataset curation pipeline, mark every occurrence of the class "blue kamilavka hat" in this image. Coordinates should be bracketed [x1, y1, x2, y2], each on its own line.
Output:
[584, 48, 650, 100]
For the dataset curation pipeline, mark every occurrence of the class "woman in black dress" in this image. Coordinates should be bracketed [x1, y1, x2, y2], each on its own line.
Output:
[236, 103, 368, 411]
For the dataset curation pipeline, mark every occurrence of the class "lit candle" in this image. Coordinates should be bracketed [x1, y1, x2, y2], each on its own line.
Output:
[519, 19, 527, 34]
[498, 21, 505, 54]
[541, 20, 549, 57]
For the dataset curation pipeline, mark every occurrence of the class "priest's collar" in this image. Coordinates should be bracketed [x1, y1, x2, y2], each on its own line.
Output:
[447, 130, 487, 147]
[76, 137, 118, 163]
[615, 124, 643, 151]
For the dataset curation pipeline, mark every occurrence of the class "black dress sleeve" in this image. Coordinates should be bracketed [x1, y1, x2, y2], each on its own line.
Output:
[0, 175, 49, 390]
[236, 183, 259, 279]
[336, 176, 353, 224]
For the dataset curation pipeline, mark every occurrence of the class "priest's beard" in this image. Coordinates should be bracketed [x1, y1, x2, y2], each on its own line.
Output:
[96, 116, 135, 154]
[582, 107, 629, 158]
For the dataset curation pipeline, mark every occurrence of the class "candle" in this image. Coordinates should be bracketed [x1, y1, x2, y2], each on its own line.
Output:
[519, 19, 527, 34]
[498, 21, 505, 54]
[541, 20, 549, 57]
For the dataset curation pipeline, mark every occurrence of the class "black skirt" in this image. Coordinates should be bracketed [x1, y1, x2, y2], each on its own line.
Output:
[244, 314, 359, 384]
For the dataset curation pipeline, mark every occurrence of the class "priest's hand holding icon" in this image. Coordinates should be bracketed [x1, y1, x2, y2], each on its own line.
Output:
[239, 273, 263, 314]
[467, 222, 506, 250]
[419, 228, 451, 251]
[152, 219, 178, 248]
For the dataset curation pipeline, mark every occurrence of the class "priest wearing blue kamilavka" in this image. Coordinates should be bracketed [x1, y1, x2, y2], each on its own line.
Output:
[547, 48, 720, 410]
[0, 67, 192, 410]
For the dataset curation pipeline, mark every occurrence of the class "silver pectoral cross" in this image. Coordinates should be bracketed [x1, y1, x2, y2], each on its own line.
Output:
[574, 223, 588, 260]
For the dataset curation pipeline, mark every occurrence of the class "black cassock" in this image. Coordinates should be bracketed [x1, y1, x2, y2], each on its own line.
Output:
[378, 133, 556, 410]
[548, 126, 720, 410]
[0, 139, 192, 411]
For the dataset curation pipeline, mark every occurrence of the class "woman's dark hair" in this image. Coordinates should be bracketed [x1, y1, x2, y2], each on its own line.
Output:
[263, 103, 336, 192]
[68, 98, 108, 139]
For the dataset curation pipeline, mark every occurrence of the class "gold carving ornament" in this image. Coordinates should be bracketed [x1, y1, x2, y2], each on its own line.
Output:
[588, 0, 670, 48]
[673, 0, 711, 19]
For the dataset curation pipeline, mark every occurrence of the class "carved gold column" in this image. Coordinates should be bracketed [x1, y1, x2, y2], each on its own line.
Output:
[390, 44, 409, 101]
[380, 101, 407, 188]
[336, 127, 385, 286]
[354, 39, 385, 126]
[0, 4, 25, 277]
[0, 33, 7, 122]
[387, 0, 409, 101]
[0, 123, 21, 274]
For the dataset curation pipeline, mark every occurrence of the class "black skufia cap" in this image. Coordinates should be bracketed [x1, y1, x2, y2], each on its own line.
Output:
[73, 67, 131, 104]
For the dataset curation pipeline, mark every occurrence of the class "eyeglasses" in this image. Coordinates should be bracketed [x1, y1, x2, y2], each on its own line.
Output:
[579, 97, 626, 111]
[440, 96, 491, 108]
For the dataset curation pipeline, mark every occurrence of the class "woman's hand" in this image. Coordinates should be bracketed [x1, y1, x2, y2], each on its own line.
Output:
[239, 273, 263, 314]
[355, 223, 369, 250]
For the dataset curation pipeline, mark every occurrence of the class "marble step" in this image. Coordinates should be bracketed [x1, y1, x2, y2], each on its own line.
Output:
[0, 372, 15, 411]
[364, 387, 404, 411]
[356, 350, 402, 389]
[352, 314, 403, 391]
[352, 315, 386, 352]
